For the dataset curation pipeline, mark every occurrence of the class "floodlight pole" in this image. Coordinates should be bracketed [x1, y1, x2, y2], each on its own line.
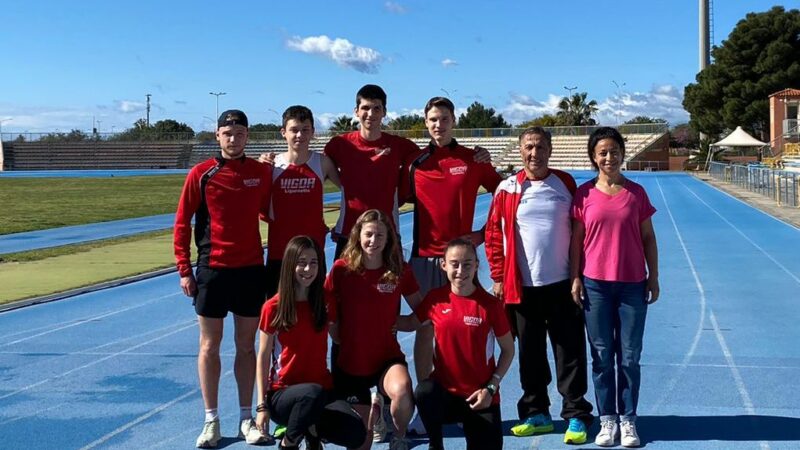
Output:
[699, 0, 710, 144]
[146, 94, 152, 126]
[210, 92, 226, 119]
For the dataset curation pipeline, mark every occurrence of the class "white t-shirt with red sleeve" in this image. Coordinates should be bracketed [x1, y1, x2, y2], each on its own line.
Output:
[259, 295, 334, 391]
[266, 152, 328, 260]
[324, 259, 420, 376]
[571, 179, 656, 282]
[415, 285, 511, 404]
[514, 170, 576, 286]
[405, 140, 502, 257]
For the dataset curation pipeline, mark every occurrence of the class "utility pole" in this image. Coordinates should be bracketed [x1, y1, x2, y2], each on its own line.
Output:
[699, 0, 710, 143]
[146, 94, 152, 126]
[209, 92, 226, 119]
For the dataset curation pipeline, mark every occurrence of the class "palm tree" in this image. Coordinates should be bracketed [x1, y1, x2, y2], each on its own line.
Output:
[556, 92, 599, 126]
[329, 115, 357, 134]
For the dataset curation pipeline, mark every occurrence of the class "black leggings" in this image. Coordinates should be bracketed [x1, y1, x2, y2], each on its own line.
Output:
[268, 383, 366, 448]
[414, 379, 503, 450]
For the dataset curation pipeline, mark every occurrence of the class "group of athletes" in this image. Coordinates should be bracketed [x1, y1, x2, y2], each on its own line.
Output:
[173, 84, 660, 450]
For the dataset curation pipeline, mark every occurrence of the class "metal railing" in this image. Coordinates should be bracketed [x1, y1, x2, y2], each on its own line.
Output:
[1, 123, 670, 144]
[708, 161, 799, 207]
[625, 160, 669, 171]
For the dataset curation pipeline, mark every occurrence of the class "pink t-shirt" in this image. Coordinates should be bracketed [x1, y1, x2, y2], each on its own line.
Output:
[571, 179, 656, 282]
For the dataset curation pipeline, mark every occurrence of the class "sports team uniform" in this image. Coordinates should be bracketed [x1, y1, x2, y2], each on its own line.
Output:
[324, 259, 420, 404]
[413, 285, 511, 450]
[324, 131, 418, 256]
[263, 152, 328, 297]
[174, 154, 271, 318]
[485, 169, 593, 424]
[402, 139, 502, 294]
[259, 296, 365, 448]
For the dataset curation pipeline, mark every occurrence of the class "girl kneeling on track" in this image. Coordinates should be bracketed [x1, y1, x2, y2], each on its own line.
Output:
[399, 238, 515, 450]
[324, 209, 422, 450]
[256, 236, 366, 450]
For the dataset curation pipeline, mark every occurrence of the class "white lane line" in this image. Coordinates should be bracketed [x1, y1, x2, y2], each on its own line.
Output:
[687, 174, 800, 230]
[0, 322, 195, 401]
[80, 369, 236, 450]
[649, 177, 706, 414]
[656, 178, 769, 450]
[0, 292, 181, 347]
[680, 179, 800, 285]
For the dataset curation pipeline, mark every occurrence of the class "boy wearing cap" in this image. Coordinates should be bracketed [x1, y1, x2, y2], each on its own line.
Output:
[174, 110, 273, 448]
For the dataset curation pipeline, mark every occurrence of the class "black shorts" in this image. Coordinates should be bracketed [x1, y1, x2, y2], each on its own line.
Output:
[333, 357, 407, 405]
[264, 258, 282, 299]
[193, 265, 267, 318]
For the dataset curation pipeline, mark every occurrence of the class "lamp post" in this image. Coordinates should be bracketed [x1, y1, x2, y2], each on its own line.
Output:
[209, 92, 226, 119]
[612, 80, 626, 125]
[0, 118, 12, 137]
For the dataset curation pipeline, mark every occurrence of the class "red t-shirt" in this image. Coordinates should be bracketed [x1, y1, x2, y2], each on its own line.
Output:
[259, 295, 334, 391]
[265, 152, 328, 260]
[415, 285, 511, 404]
[324, 131, 419, 237]
[324, 259, 420, 376]
[404, 140, 502, 257]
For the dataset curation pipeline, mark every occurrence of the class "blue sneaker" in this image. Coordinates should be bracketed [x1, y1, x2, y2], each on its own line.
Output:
[510, 413, 554, 436]
[564, 418, 588, 444]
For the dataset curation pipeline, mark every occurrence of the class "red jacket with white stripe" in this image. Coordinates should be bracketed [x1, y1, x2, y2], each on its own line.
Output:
[484, 169, 576, 304]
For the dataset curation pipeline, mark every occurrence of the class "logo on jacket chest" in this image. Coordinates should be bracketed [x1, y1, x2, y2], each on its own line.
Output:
[449, 165, 468, 176]
[463, 315, 483, 327]
[280, 177, 316, 193]
[243, 178, 261, 187]
[376, 282, 397, 294]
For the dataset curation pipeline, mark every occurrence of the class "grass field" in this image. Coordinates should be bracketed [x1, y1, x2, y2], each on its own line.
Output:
[0, 175, 186, 234]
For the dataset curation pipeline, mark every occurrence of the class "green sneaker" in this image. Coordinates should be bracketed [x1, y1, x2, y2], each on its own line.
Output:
[510, 413, 554, 437]
[564, 418, 588, 445]
[273, 424, 287, 439]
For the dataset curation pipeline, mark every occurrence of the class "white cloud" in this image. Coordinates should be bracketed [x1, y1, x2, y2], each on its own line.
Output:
[315, 112, 351, 130]
[441, 58, 458, 68]
[384, 1, 407, 14]
[114, 100, 146, 113]
[501, 93, 562, 125]
[498, 85, 689, 126]
[596, 84, 688, 125]
[286, 35, 383, 74]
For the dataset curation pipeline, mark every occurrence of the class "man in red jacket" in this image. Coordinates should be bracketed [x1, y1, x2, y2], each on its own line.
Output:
[174, 110, 272, 448]
[484, 127, 593, 445]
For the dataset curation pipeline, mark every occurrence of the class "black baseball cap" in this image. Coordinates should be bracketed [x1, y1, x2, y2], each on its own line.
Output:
[217, 109, 249, 129]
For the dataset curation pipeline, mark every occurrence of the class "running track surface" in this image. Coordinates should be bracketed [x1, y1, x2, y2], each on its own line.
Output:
[0, 193, 342, 255]
[2, 172, 799, 449]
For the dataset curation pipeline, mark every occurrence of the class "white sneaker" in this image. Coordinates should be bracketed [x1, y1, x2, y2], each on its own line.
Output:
[407, 413, 426, 435]
[389, 435, 409, 450]
[620, 420, 641, 447]
[594, 418, 619, 447]
[196, 418, 222, 448]
[238, 418, 271, 445]
[370, 392, 388, 443]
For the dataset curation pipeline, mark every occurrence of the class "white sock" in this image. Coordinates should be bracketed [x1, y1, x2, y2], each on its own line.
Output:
[240, 406, 253, 421]
[205, 408, 218, 423]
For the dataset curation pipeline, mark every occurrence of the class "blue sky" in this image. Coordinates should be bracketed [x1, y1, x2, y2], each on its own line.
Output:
[0, 0, 789, 134]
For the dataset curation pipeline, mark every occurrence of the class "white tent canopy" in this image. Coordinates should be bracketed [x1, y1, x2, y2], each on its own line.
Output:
[711, 126, 767, 148]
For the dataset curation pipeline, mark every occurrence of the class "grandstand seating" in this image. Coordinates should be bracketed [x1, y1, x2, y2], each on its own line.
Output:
[3, 130, 667, 172]
[5, 142, 190, 170]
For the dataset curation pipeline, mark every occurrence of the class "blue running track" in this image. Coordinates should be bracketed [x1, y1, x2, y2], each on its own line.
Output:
[1, 172, 799, 449]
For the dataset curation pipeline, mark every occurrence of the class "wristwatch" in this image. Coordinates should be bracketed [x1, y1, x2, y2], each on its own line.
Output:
[485, 382, 498, 396]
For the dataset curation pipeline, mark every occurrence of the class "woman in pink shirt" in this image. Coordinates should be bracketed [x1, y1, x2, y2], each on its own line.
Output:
[570, 127, 659, 448]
